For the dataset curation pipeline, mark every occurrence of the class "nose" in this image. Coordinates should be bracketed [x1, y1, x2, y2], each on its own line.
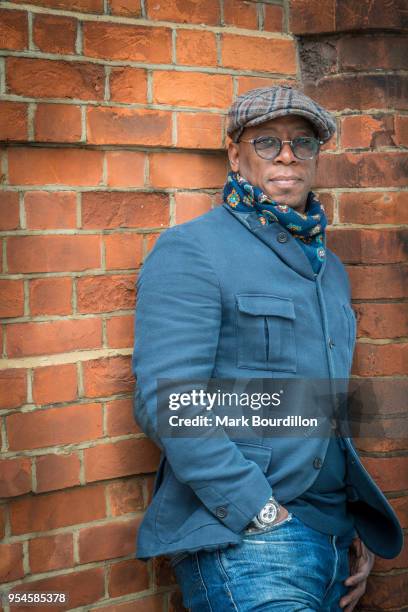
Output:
[274, 141, 297, 164]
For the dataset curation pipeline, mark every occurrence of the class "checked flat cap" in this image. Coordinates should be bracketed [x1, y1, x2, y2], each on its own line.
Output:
[227, 85, 336, 143]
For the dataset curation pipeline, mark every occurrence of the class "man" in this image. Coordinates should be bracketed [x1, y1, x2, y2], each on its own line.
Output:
[132, 86, 403, 611]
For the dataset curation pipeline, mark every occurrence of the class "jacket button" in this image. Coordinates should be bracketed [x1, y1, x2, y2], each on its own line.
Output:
[215, 506, 228, 518]
[313, 457, 323, 469]
[328, 337, 335, 349]
[277, 232, 288, 243]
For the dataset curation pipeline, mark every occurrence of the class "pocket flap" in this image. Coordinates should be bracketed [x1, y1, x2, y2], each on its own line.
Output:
[235, 442, 272, 473]
[236, 294, 296, 320]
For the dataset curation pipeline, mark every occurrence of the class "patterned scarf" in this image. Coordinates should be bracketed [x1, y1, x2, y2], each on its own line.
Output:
[223, 171, 327, 273]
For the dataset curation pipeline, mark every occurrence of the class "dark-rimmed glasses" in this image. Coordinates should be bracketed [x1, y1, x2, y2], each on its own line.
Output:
[238, 136, 323, 160]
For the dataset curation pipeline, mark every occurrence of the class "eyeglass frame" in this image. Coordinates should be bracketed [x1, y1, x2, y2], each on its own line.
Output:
[238, 135, 324, 161]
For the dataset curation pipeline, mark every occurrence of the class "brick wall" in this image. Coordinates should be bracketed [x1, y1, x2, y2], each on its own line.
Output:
[0, 0, 406, 609]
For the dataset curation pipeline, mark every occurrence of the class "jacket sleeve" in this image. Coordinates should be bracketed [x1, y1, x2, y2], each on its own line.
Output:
[132, 223, 272, 533]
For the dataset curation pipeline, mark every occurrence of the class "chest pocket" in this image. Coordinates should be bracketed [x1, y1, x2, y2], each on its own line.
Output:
[235, 294, 297, 372]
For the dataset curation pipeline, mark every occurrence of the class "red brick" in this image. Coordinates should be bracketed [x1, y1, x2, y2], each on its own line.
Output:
[0, 9, 28, 51]
[336, 0, 408, 32]
[90, 594, 164, 612]
[289, 0, 335, 34]
[77, 274, 135, 314]
[176, 29, 217, 66]
[353, 303, 408, 339]
[29, 533, 74, 573]
[339, 34, 408, 71]
[0, 279, 24, 318]
[374, 540, 408, 572]
[7, 402, 103, 450]
[33, 14, 76, 54]
[153, 71, 233, 109]
[347, 264, 407, 300]
[146, 0, 219, 24]
[83, 355, 134, 397]
[108, 0, 141, 16]
[11, 0, 103, 12]
[84, 437, 160, 482]
[174, 192, 212, 224]
[29, 277, 72, 316]
[264, 4, 284, 31]
[149, 151, 227, 188]
[224, 0, 257, 28]
[327, 228, 406, 264]
[8, 235, 101, 273]
[82, 192, 169, 230]
[36, 453, 81, 492]
[361, 456, 408, 492]
[106, 314, 134, 349]
[0, 542, 24, 583]
[107, 478, 144, 516]
[25, 191, 77, 229]
[222, 35, 296, 73]
[338, 191, 408, 225]
[33, 363, 77, 405]
[109, 66, 147, 104]
[0, 457, 32, 497]
[83, 22, 172, 62]
[314, 192, 334, 225]
[353, 435, 408, 454]
[316, 152, 407, 188]
[109, 558, 149, 597]
[177, 112, 224, 149]
[6, 57, 105, 100]
[390, 496, 408, 529]
[106, 398, 140, 438]
[79, 517, 139, 563]
[237, 76, 296, 95]
[0, 369, 26, 410]
[353, 342, 407, 376]
[0, 191, 20, 230]
[8, 567, 105, 610]
[7, 318, 102, 358]
[34, 104, 82, 143]
[104, 233, 144, 270]
[10, 484, 106, 534]
[154, 555, 176, 588]
[0, 101, 27, 141]
[0, 505, 5, 538]
[145, 232, 160, 256]
[395, 114, 408, 146]
[106, 151, 145, 188]
[87, 107, 172, 146]
[8, 147, 103, 186]
[341, 114, 395, 149]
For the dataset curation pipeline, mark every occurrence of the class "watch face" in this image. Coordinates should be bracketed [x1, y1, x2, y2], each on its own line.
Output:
[259, 502, 278, 524]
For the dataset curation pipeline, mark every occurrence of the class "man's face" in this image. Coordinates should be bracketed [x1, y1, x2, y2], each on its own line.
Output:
[228, 115, 319, 213]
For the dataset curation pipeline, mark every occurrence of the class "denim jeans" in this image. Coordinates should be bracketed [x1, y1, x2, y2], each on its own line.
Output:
[170, 513, 356, 611]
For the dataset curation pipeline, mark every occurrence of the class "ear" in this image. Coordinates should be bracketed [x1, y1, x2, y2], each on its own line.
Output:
[228, 141, 240, 172]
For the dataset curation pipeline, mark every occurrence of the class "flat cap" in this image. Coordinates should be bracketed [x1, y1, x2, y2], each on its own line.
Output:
[227, 85, 336, 143]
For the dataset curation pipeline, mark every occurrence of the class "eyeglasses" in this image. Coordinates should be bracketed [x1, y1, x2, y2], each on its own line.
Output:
[238, 136, 323, 160]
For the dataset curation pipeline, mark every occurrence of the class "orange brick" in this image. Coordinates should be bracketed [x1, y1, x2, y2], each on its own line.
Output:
[7, 402, 103, 450]
[348, 264, 408, 300]
[84, 438, 160, 482]
[7, 318, 102, 357]
[79, 518, 139, 563]
[0, 191, 20, 230]
[0, 457, 32, 497]
[149, 151, 227, 188]
[106, 151, 145, 188]
[6, 57, 105, 100]
[106, 314, 134, 348]
[0, 9, 27, 51]
[354, 303, 408, 339]
[25, 191, 77, 229]
[146, 0, 219, 25]
[108, 0, 141, 16]
[77, 274, 136, 314]
[153, 71, 233, 109]
[109, 558, 149, 597]
[29, 533, 74, 573]
[174, 192, 212, 224]
[353, 342, 407, 376]
[264, 4, 284, 31]
[35, 453, 81, 492]
[82, 355, 134, 397]
[82, 191, 169, 229]
[109, 66, 147, 104]
[0, 505, 5, 538]
[8, 235, 101, 273]
[87, 107, 172, 146]
[391, 497, 408, 529]
[237, 76, 296, 95]
[8, 147, 104, 186]
[104, 233, 144, 270]
[10, 484, 106, 534]
[341, 114, 395, 148]
[105, 398, 140, 437]
[33, 14, 76, 54]
[29, 277, 72, 316]
[0, 542, 24, 583]
[83, 22, 172, 62]
[0, 101, 27, 141]
[222, 34, 296, 73]
[327, 228, 406, 264]
[33, 363, 77, 404]
[0, 369, 26, 410]
[107, 478, 144, 517]
[0, 279, 24, 318]
[11, 0, 103, 12]
[176, 29, 217, 66]
[338, 191, 408, 225]
[362, 456, 408, 492]
[145, 232, 160, 255]
[177, 112, 224, 149]
[34, 104, 82, 143]
[395, 114, 408, 146]
[224, 0, 257, 29]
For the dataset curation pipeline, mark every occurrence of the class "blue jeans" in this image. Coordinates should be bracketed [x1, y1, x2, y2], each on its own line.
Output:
[170, 513, 356, 611]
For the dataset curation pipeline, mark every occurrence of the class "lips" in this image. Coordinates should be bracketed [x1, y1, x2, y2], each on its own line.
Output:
[270, 176, 302, 188]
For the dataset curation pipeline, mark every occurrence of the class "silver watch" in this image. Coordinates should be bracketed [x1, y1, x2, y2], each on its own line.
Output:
[249, 496, 281, 530]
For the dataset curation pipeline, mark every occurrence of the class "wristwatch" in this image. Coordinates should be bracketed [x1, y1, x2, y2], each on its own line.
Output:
[247, 495, 281, 530]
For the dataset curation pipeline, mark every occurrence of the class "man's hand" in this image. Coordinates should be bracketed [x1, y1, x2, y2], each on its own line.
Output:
[339, 537, 375, 610]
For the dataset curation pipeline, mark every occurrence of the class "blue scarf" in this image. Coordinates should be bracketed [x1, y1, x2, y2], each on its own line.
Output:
[223, 171, 327, 273]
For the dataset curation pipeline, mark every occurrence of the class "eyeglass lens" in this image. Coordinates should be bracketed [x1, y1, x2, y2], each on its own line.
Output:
[255, 137, 319, 160]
